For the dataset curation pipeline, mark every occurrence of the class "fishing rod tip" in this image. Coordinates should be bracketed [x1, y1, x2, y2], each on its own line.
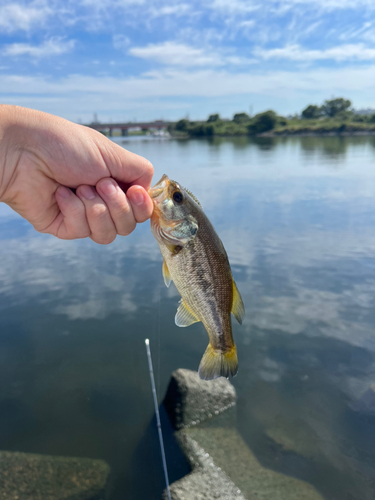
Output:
[145, 338, 150, 346]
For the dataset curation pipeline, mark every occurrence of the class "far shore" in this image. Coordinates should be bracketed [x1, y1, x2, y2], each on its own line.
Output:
[261, 129, 375, 137]
[169, 129, 375, 139]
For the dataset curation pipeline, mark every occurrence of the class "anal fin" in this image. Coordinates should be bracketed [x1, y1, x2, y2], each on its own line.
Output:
[175, 300, 199, 327]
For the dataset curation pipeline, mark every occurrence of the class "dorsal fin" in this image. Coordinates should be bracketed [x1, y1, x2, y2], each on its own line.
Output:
[184, 187, 202, 207]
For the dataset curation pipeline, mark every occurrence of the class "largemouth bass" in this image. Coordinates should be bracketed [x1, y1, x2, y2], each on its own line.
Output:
[149, 174, 244, 380]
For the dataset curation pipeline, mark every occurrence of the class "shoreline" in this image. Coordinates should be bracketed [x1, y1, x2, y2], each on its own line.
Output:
[262, 129, 375, 137]
[170, 129, 375, 140]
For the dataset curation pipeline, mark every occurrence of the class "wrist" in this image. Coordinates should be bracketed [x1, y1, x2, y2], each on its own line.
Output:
[0, 105, 26, 203]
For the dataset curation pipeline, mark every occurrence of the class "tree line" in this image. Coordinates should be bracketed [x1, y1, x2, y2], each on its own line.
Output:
[168, 98, 375, 137]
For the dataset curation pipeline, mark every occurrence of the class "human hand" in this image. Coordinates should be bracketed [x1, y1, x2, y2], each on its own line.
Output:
[0, 105, 154, 244]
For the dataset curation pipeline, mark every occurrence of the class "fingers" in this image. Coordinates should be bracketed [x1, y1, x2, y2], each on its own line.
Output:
[96, 178, 153, 229]
[53, 186, 91, 239]
[76, 178, 153, 244]
[126, 184, 154, 223]
[96, 178, 136, 236]
[76, 185, 117, 245]
[54, 177, 154, 244]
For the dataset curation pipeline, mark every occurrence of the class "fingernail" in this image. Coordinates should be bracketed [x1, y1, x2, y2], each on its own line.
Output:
[57, 186, 71, 199]
[100, 179, 117, 196]
[80, 186, 96, 200]
[130, 191, 144, 206]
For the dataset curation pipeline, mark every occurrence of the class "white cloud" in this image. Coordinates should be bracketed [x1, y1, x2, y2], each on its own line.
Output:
[208, 0, 375, 16]
[239, 20, 255, 28]
[255, 43, 375, 62]
[209, 0, 259, 14]
[225, 55, 258, 65]
[81, 0, 145, 6]
[0, 3, 51, 32]
[113, 34, 131, 50]
[3, 61, 375, 121]
[150, 3, 191, 17]
[2, 62, 375, 101]
[4, 38, 75, 59]
[128, 41, 256, 67]
[128, 41, 224, 67]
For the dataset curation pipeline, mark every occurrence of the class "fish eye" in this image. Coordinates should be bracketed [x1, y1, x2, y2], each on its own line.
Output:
[173, 191, 183, 204]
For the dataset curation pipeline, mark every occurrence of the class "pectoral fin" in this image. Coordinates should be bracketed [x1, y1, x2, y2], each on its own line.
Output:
[232, 280, 245, 325]
[175, 300, 200, 327]
[162, 260, 171, 287]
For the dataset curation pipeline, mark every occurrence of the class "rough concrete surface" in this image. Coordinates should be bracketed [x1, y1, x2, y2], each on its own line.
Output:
[162, 369, 324, 500]
[0, 450, 110, 500]
[163, 431, 245, 500]
[182, 427, 323, 500]
[163, 369, 236, 430]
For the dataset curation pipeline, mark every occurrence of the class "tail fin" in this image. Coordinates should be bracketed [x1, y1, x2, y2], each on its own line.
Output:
[198, 344, 238, 380]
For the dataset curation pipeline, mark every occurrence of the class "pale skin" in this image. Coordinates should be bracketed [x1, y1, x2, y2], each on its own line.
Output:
[0, 105, 154, 244]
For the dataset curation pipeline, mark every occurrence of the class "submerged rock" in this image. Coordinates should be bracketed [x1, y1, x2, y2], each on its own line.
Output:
[0, 450, 110, 500]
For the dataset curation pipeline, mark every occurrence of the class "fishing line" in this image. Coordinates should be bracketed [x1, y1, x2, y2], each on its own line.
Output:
[145, 338, 171, 500]
[157, 283, 161, 403]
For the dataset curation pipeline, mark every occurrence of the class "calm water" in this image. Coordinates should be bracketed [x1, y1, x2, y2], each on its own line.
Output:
[1, 135, 375, 499]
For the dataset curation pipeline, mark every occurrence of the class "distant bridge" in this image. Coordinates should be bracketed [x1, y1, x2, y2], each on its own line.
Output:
[86, 120, 171, 136]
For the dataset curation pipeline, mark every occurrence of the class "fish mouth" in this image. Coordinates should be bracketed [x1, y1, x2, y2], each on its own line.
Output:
[148, 174, 170, 200]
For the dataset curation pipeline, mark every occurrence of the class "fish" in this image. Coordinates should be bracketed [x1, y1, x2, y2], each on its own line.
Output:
[149, 174, 244, 380]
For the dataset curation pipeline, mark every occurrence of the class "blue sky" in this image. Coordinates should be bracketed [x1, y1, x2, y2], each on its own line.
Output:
[1, 0, 375, 122]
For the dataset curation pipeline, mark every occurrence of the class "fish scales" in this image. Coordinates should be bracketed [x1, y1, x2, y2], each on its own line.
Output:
[168, 219, 234, 352]
[149, 174, 244, 380]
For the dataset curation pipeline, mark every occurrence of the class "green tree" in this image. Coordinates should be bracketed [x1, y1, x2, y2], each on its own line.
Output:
[189, 123, 215, 137]
[207, 113, 220, 122]
[302, 104, 322, 119]
[321, 98, 351, 117]
[175, 119, 190, 131]
[233, 112, 250, 124]
[277, 116, 288, 126]
[248, 110, 277, 135]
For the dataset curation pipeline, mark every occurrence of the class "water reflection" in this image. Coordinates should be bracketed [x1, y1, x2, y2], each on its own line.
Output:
[1, 136, 375, 499]
[300, 136, 348, 157]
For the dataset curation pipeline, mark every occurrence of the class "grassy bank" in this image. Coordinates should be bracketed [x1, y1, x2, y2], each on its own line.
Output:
[273, 118, 375, 136]
[169, 99, 375, 138]
[169, 116, 375, 138]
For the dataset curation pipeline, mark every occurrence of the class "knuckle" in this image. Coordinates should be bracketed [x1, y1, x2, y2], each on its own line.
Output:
[110, 204, 131, 220]
[68, 200, 85, 218]
[90, 203, 108, 221]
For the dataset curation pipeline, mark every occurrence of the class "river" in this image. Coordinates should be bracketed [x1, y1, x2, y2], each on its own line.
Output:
[1, 135, 375, 499]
